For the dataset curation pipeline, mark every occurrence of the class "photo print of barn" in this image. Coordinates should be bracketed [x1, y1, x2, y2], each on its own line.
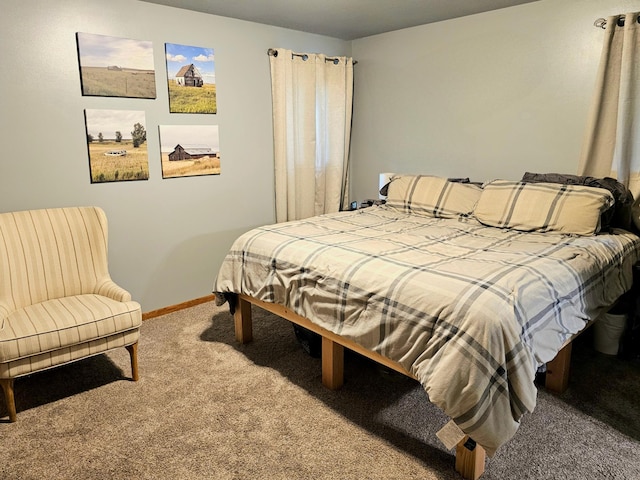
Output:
[175, 64, 203, 87]
[168, 144, 215, 161]
[159, 125, 220, 178]
[165, 43, 216, 114]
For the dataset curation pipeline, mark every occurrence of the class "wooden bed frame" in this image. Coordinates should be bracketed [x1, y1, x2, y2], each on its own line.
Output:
[232, 293, 576, 480]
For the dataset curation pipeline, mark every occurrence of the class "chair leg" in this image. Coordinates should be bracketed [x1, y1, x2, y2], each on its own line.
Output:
[125, 342, 139, 382]
[0, 378, 17, 422]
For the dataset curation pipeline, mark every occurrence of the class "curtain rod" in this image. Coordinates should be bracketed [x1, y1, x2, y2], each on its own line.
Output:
[267, 48, 357, 65]
[594, 14, 640, 29]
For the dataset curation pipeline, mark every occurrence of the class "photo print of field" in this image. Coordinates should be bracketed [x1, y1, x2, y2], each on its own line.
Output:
[165, 43, 216, 114]
[159, 125, 220, 178]
[84, 109, 149, 183]
[76, 32, 156, 98]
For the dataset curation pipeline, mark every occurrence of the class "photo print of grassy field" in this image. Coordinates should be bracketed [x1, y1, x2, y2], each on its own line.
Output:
[76, 32, 156, 98]
[165, 43, 216, 113]
[84, 109, 150, 183]
[159, 125, 220, 178]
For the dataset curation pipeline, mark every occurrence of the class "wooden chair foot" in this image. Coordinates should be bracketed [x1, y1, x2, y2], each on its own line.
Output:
[0, 378, 17, 422]
[125, 343, 139, 382]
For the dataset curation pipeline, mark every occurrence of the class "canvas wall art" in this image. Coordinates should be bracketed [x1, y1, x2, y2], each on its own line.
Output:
[165, 43, 216, 114]
[159, 125, 220, 178]
[84, 109, 149, 183]
[76, 32, 156, 98]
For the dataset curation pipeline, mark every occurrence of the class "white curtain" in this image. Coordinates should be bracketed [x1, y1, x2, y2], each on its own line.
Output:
[578, 12, 640, 197]
[269, 49, 354, 222]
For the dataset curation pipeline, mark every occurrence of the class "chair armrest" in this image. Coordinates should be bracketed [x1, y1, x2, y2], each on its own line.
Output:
[95, 278, 132, 302]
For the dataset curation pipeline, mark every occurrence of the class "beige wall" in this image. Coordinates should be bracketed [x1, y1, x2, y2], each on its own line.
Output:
[349, 0, 640, 201]
[0, 0, 350, 311]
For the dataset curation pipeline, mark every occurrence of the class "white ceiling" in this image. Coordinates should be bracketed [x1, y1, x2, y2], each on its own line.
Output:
[139, 0, 540, 40]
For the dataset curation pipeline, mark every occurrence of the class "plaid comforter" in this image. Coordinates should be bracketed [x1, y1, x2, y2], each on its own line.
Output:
[213, 206, 640, 455]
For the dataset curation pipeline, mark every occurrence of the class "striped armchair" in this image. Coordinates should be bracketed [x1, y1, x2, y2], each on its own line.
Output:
[0, 207, 142, 422]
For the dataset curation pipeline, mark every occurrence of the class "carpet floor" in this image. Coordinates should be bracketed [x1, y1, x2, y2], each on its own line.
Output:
[1, 301, 640, 479]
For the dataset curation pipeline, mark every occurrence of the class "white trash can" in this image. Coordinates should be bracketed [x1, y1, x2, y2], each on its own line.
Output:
[593, 313, 627, 355]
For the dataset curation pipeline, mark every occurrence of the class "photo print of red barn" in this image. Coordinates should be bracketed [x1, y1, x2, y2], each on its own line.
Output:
[165, 43, 216, 114]
[159, 125, 220, 178]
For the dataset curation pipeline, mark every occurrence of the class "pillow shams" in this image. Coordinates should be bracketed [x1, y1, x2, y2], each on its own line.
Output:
[474, 180, 615, 235]
[385, 175, 482, 218]
[521, 171, 635, 233]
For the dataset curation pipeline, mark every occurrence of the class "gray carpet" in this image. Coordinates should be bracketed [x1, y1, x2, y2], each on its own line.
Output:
[1, 301, 640, 479]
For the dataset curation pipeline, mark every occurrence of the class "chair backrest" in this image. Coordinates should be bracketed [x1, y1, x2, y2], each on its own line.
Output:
[0, 206, 111, 312]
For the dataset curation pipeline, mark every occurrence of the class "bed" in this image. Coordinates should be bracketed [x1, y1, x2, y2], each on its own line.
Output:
[213, 174, 640, 479]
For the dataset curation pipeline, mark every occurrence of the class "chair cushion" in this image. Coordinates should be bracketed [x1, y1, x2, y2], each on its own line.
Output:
[0, 329, 140, 379]
[0, 294, 142, 363]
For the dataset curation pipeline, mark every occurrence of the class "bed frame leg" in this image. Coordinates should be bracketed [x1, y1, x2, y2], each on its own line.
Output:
[455, 436, 485, 480]
[322, 337, 344, 390]
[234, 296, 253, 344]
[545, 342, 572, 394]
